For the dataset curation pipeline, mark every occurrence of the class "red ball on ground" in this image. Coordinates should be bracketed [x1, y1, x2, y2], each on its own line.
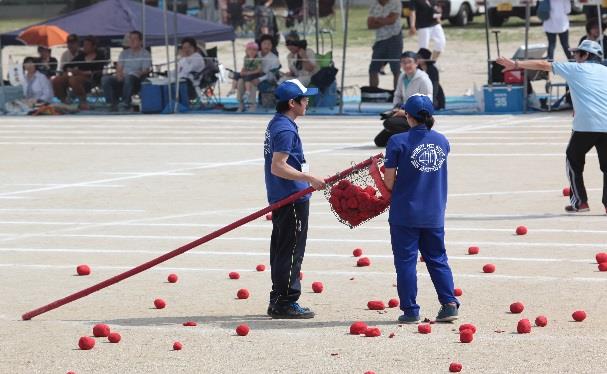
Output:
[572, 310, 587, 322]
[535, 315, 548, 327]
[107, 332, 121, 343]
[563, 187, 571, 196]
[357, 257, 371, 267]
[229, 271, 240, 279]
[418, 324, 431, 334]
[353, 248, 363, 257]
[349, 321, 368, 335]
[312, 281, 324, 293]
[596, 252, 607, 264]
[76, 264, 90, 276]
[367, 300, 385, 310]
[468, 246, 480, 255]
[364, 327, 381, 337]
[516, 226, 528, 235]
[173, 341, 183, 350]
[236, 324, 250, 336]
[517, 319, 531, 334]
[449, 362, 463, 373]
[599, 263, 607, 272]
[510, 302, 525, 314]
[483, 264, 496, 273]
[256, 264, 266, 272]
[388, 298, 399, 308]
[182, 321, 197, 327]
[265, 213, 272, 220]
[78, 336, 95, 350]
[459, 329, 474, 343]
[459, 323, 477, 334]
[167, 273, 178, 283]
[454, 288, 463, 297]
[92, 323, 110, 337]
[154, 298, 166, 309]
[236, 288, 250, 299]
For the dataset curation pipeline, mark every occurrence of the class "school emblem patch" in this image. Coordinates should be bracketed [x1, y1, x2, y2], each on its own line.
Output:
[410, 144, 446, 172]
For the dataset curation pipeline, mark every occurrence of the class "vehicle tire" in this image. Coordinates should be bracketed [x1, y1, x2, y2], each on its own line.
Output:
[488, 7, 506, 27]
[449, 3, 471, 26]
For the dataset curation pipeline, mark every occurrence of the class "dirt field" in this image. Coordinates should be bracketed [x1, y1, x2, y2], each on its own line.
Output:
[1, 112, 606, 373]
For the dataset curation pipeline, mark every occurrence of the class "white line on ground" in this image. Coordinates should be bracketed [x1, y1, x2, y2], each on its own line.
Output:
[0, 208, 145, 213]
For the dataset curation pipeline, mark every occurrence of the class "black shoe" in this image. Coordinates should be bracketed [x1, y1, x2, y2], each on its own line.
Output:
[269, 302, 315, 319]
[435, 303, 459, 322]
[267, 303, 310, 316]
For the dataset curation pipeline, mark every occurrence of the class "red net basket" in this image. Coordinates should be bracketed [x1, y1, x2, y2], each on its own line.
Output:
[323, 156, 391, 228]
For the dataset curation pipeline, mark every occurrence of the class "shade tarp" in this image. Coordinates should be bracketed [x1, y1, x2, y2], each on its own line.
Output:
[0, 0, 235, 46]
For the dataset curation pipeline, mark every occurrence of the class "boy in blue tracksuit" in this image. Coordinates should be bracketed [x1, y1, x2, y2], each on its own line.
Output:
[383, 94, 459, 323]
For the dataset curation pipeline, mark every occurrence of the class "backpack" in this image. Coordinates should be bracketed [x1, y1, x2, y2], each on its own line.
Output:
[537, 0, 550, 22]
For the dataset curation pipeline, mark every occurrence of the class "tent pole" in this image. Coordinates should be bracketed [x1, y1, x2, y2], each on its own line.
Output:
[163, 0, 173, 110]
[523, 0, 529, 113]
[315, 0, 320, 53]
[142, 0, 146, 47]
[0, 40, 4, 87]
[484, 0, 491, 86]
[173, 0, 180, 113]
[338, 0, 349, 115]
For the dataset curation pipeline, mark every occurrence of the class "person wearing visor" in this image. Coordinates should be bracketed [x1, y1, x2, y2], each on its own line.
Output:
[382, 94, 459, 324]
[263, 79, 325, 319]
[497, 40, 607, 214]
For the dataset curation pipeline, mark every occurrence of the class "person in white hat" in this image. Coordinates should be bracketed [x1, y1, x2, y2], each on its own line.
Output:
[497, 40, 607, 214]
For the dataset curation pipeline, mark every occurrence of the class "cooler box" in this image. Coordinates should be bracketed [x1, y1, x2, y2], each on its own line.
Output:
[140, 81, 190, 114]
[483, 84, 524, 113]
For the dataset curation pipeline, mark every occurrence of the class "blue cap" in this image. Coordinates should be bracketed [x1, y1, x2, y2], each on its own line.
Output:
[403, 94, 434, 120]
[570, 39, 603, 58]
[275, 79, 319, 102]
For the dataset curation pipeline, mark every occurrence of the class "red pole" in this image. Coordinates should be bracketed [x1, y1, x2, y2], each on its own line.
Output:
[21, 154, 382, 320]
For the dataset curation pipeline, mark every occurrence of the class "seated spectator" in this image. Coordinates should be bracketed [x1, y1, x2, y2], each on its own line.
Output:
[416, 47, 445, 110]
[283, 32, 318, 86]
[228, 41, 263, 111]
[101, 30, 151, 111]
[579, 18, 607, 58]
[59, 34, 81, 73]
[22, 57, 54, 104]
[33, 46, 58, 78]
[177, 37, 205, 99]
[257, 34, 280, 85]
[52, 36, 106, 110]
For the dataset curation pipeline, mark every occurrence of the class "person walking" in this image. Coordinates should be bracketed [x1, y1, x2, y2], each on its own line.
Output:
[382, 94, 460, 323]
[497, 40, 607, 214]
[263, 79, 325, 319]
[543, 0, 572, 61]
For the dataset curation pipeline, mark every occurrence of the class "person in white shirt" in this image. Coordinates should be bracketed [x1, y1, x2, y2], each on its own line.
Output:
[22, 57, 54, 103]
[542, 0, 572, 60]
[177, 37, 205, 98]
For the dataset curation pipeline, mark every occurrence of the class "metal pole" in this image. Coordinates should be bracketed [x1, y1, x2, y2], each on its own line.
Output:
[523, 0, 530, 113]
[315, 0, 320, 53]
[173, 0, 180, 113]
[163, 0, 173, 109]
[484, 0, 491, 86]
[232, 39, 237, 71]
[338, 0, 349, 115]
[0, 40, 4, 87]
[142, 0, 147, 47]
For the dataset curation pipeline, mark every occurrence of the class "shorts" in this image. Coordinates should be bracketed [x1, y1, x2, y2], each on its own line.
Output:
[369, 32, 403, 75]
[417, 24, 446, 52]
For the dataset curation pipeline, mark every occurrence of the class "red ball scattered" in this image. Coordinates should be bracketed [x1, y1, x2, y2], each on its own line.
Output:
[182, 321, 197, 327]
[229, 271, 240, 279]
[599, 263, 607, 272]
[417, 324, 431, 334]
[483, 264, 496, 273]
[459, 329, 474, 343]
[154, 298, 166, 309]
[353, 248, 363, 257]
[510, 302, 525, 314]
[562, 187, 571, 196]
[236, 324, 250, 336]
[454, 288, 463, 297]
[92, 323, 110, 337]
[349, 321, 368, 335]
[364, 327, 381, 337]
[236, 288, 250, 299]
[459, 323, 477, 334]
[357, 257, 371, 267]
[517, 319, 531, 334]
[596, 253, 607, 264]
[516, 226, 528, 235]
[535, 315, 548, 327]
[388, 298, 399, 308]
[167, 273, 178, 283]
[468, 246, 480, 255]
[76, 264, 90, 276]
[256, 264, 266, 272]
[173, 341, 183, 350]
[367, 300, 385, 310]
[572, 310, 587, 322]
[78, 336, 95, 350]
[265, 213, 272, 220]
[312, 281, 324, 293]
[107, 332, 121, 343]
[449, 362, 463, 373]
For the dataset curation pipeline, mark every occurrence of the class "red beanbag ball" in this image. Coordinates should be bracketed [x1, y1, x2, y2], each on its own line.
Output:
[237, 289, 250, 299]
[236, 324, 250, 336]
[92, 323, 110, 337]
[468, 246, 480, 255]
[173, 341, 183, 350]
[454, 288, 463, 297]
[256, 264, 266, 272]
[312, 281, 324, 293]
[108, 332, 121, 343]
[367, 300, 385, 310]
[517, 319, 531, 334]
[229, 272, 240, 279]
[449, 362, 463, 372]
[535, 316, 548, 327]
[483, 264, 496, 273]
[572, 310, 587, 322]
[154, 298, 166, 309]
[182, 321, 197, 327]
[418, 324, 431, 334]
[167, 273, 178, 283]
[459, 329, 474, 343]
[350, 321, 368, 335]
[76, 264, 91, 276]
[599, 263, 607, 272]
[459, 323, 477, 334]
[388, 298, 399, 308]
[510, 302, 525, 314]
[78, 336, 95, 350]
[364, 327, 381, 337]
[596, 252, 607, 264]
[357, 257, 371, 267]
[516, 226, 528, 235]
[353, 248, 363, 257]
[562, 187, 571, 196]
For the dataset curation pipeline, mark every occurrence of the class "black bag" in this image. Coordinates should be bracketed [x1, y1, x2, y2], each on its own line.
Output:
[310, 66, 338, 92]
